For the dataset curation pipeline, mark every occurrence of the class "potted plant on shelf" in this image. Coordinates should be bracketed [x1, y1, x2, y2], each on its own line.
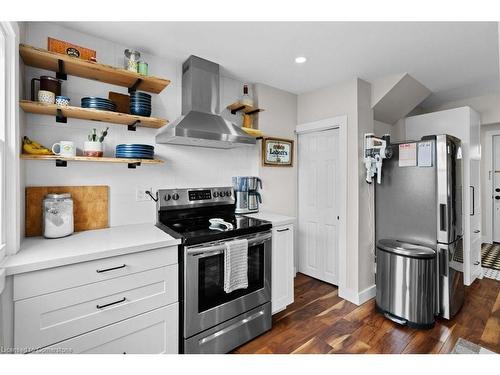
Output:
[83, 127, 109, 157]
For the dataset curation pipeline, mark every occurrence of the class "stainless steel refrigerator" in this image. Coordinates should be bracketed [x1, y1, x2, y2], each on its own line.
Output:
[375, 134, 465, 327]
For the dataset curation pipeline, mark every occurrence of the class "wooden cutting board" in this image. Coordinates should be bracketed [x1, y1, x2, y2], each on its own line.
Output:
[26, 186, 109, 237]
[108, 91, 130, 114]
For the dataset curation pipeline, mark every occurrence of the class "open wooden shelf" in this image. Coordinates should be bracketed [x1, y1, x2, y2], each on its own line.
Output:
[241, 127, 263, 137]
[227, 102, 264, 115]
[21, 154, 164, 168]
[20, 100, 168, 130]
[20, 44, 171, 94]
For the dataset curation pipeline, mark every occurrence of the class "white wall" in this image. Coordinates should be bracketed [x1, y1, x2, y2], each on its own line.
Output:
[21, 22, 259, 228]
[425, 93, 500, 125]
[373, 120, 392, 138]
[356, 79, 376, 295]
[297, 78, 375, 302]
[254, 83, 297, 217]
[254, 83, 298, 269]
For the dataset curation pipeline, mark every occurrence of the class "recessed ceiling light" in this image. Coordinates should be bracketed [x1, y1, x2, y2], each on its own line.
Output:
[295, 56, 307, 64]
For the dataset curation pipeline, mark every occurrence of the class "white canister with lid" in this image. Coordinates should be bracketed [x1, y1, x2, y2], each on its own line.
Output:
[43, 193, 74, 238]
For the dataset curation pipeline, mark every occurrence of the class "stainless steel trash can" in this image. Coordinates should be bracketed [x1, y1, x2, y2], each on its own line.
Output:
[375, 239, 436, 328]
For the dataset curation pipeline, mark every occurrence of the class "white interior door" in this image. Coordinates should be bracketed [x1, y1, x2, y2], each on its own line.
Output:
[493, 136, 500, 242]
[298, 128, 339, 285]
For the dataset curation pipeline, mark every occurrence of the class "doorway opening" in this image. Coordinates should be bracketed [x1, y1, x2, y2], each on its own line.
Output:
[482, 129, 500, 280]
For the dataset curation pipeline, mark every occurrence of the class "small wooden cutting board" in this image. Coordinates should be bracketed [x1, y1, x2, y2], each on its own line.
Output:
[25, 185, 109, 237]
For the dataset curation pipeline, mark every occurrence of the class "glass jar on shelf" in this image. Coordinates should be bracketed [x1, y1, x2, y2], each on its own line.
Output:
[240, 84, 253, 107]
[124, 49, 141, 72]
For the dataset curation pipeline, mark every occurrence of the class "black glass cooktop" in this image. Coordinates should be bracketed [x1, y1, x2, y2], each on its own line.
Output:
[157, 210, 272, 246]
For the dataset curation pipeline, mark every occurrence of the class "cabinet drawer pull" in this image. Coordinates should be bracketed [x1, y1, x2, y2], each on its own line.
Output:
[96, 297, 127, 309]
[474, 261, 480, 266]
[277, 228, 290, 232]
[96, 264, 127, 273]
[474, 230, 480, 233]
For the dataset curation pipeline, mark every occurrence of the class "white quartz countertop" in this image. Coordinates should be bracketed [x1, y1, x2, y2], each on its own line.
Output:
[245, 212, 296, 227]
[1, 223, 180, 276]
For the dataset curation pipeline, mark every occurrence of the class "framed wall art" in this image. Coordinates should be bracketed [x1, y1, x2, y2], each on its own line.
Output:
[262, 137, 294, 167]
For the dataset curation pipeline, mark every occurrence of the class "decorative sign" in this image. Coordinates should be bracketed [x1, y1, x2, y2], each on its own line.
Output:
[262, 137, 294, 167]
[48, 37, 97, 61]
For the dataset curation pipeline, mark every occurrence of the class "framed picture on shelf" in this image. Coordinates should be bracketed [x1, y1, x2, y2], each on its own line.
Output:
[262, 137, 294, 167]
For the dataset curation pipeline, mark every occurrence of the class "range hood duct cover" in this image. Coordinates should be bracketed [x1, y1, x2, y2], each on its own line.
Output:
[156, 55, 256, 148]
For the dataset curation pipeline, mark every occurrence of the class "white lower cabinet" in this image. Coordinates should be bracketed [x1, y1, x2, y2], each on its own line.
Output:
[14, 246, 179, 354]
[15, 265, 177, 349]
[272, 224, 294, 314]
[35, 304, 178, 354]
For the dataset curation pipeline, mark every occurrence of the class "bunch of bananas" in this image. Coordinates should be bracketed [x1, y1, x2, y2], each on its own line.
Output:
[23, 136, 53, 155]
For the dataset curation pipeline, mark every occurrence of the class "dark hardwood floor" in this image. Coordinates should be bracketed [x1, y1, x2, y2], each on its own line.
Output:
[233, 273, 500, 354]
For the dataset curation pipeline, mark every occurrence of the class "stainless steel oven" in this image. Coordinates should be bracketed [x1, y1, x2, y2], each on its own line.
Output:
[183, 230, 272, 353]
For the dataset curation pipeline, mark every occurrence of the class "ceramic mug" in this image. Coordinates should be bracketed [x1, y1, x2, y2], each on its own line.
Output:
[31, 76, 61, 101]
[38, 90, 55, 104]
[52, 141, 76, 157]
[55, 96, 70, 106]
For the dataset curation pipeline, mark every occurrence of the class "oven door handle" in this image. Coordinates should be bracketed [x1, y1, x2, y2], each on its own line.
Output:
[187, 232, 272, 256]
[198, 309, 266, 346]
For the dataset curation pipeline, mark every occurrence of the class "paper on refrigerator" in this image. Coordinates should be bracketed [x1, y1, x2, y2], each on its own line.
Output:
[398, 143, 417, 167]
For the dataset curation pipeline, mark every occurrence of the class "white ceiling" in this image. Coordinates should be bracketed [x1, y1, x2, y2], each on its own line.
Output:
[58, 21, 499, 106]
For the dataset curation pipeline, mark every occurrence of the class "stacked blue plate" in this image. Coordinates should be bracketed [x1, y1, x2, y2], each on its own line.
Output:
[129, 92, 151, 117]
[81, 97, 117, 112]
[115, 144, 154, 159]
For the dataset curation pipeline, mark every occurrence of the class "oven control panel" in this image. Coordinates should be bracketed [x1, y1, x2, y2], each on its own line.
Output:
[189, 189, 212, 201]
[158, 187, 234, 209]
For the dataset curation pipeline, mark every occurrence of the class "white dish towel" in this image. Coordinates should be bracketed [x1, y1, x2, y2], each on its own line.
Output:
[224, 239, 249, 293]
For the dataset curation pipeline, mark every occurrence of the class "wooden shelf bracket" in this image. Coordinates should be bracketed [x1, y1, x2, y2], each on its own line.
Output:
[56, 59, 67, 80]
[56, 108, 67, 123]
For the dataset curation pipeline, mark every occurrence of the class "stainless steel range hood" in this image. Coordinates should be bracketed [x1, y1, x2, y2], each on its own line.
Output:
[156, 55, 256, 148]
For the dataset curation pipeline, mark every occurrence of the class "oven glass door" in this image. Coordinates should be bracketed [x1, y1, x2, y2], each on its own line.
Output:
[198, 244, 264, 313]
[184, 231, 271, 338]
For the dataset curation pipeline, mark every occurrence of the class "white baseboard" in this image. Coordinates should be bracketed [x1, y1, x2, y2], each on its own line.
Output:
[358, 285, 376, 304]
[338, 287, 358, 304]
[339, 284, 376, 306]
